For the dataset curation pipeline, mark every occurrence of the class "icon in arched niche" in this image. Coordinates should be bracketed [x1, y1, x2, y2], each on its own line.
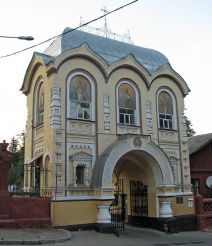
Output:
[118, 83, 135, 109]
[70, 75, 91, 102]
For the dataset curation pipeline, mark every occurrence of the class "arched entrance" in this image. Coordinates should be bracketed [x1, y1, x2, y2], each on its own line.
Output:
[92, 135, 175, 229]
[110, 149, 159, 228]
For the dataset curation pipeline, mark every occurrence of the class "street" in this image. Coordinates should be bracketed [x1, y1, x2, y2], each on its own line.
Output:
[41, 226, 212, 246]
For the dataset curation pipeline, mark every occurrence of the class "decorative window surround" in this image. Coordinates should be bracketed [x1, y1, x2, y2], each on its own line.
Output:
[71, 151, 92, 187]
[116, 80, 140, 132]
[157, 89, 177, 131]
[67, 71, 95, 121]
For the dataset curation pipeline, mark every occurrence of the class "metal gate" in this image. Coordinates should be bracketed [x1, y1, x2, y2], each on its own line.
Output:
[110, 179, 126, 231]
[130, 180, 148, 225]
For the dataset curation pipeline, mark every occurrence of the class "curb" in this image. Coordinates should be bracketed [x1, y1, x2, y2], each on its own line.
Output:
[0, 229, 72, 245]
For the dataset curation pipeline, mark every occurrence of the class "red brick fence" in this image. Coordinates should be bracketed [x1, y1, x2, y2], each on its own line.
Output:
[0, 141, 51, 228]
[195, 194, 212, 230]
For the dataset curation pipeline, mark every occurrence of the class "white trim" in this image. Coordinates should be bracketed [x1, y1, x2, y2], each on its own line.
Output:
[157, 192, 193, 197]
[66, 141, 96, 187]
[157, 88, 177, 130]
[33, 77, 44, 127]
[116, 80, 140, 126]
[52, 195, 114, 201]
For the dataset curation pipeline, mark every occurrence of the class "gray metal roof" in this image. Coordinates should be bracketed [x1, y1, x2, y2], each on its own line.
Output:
[188, 133, 212, 155]
[44, 27, 169, 75]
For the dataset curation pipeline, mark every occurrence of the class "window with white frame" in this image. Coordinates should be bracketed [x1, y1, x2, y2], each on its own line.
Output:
[69, 75, 92, 120]
[35, 81, 44, 125]
[118, 83, 136, 125]
[158, 91, 174, 130]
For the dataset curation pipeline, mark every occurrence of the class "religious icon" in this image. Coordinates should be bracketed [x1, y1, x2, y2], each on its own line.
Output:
[159, 91, 173, 114]
[119, 83, 135, 109]
[70, 75, 91, 102]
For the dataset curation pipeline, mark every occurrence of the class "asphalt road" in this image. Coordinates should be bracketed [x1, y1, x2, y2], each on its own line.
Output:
[41, 226, 212, 246]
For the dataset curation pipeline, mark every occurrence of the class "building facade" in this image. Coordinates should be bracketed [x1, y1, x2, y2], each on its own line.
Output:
[189, 133, 212, 198]
[21, 28, 194, 229]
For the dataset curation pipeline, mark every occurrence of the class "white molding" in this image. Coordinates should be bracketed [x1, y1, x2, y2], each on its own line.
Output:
[156, 88, 177, 130]
[52, 194, 114, 201]
[116, 80, 140, 126]
[157, 192, 193, 197]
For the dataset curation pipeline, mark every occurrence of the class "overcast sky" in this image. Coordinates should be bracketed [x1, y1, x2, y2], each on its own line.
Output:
[0, 0, 212, 142]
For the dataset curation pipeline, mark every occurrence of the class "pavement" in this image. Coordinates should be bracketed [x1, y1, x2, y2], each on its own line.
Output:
[0, 228, 72, 245]
[0, 226, 212, 246]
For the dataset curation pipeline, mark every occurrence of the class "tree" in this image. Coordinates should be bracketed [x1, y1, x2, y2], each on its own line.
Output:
[8, 133, 25, 189]
[185, 116, 196, 137]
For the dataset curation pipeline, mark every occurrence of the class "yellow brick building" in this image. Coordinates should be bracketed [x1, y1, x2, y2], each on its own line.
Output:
[21, 28, 195, 231]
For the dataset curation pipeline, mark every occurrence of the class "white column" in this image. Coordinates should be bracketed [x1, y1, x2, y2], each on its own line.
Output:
[84, 163, 89, 186]
[96, 205, 111, 223]
[73, 162, 77, 187]
[159, 201, 173, 218]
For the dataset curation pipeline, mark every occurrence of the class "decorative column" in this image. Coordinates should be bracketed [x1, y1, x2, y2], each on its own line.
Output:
[84, 163, 90, 186]
[159, 201, 173, 218]
[0, 141, 11, 219]
[50, 86, 61, 129]
[146, 100, 153, 136]
[73, 162, 77, 187]
[103, 93, 111, 133]
[97, 205, 111, 223]
[169, 157, 179, 185]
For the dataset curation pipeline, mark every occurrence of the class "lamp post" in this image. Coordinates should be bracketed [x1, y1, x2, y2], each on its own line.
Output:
[0, 35, 34, 41]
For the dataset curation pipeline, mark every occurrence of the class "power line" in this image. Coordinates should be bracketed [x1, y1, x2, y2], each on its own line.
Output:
[0, 0, 138, 59]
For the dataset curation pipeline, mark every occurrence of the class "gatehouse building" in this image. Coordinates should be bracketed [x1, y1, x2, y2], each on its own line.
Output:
[21, 27, 195, 230]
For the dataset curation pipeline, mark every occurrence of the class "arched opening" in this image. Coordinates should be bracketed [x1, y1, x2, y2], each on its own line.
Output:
[110, 150, 157, 227]
[92, 135, 175, 229]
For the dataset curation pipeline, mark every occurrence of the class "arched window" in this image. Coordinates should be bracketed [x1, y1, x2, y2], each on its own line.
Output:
[35, 82, 44, 125]
[118, 83, 136, 125]
[158, 91, 174, 129]
[69, 75, 92, 120]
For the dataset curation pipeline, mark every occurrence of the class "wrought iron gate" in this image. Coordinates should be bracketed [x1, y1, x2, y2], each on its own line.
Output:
[110, 179, 126, 231]
[130, 180, 148, 225]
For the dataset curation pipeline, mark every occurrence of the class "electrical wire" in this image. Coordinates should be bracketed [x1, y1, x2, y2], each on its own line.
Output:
[0, 0, 138, 59]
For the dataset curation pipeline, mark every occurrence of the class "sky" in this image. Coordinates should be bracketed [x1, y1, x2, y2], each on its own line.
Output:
[0, 0, 212, 142]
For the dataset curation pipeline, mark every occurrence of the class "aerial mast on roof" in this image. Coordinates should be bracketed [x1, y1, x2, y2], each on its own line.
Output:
[79, 7, 133, 44]
[101, 6, 109, 37]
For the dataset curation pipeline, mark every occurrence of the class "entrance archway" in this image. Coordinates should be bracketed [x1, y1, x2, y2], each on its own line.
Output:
[92, 135, 175, 227]
[111, 149, 158, 226]
[92, 135, 174, 189]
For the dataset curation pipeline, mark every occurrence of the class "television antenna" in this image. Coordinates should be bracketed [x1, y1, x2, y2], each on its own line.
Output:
[79, 7, 133, 44]
[101, 6, 110, 37]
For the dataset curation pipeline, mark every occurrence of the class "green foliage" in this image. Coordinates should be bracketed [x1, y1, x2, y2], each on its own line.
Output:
[185, 116, 196, 137]
[8, 132, 25, 188]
